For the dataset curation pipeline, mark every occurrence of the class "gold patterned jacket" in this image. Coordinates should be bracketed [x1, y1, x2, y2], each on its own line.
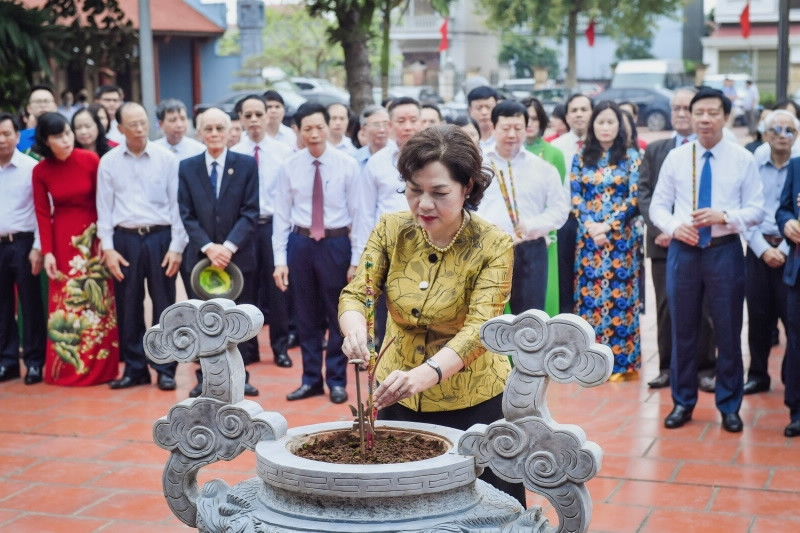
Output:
[339, 211, 514, 412]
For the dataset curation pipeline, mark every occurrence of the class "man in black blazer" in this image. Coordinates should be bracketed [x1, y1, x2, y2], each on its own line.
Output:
[178, 107, 260, 396]
[638, 87, 716, 391]
[777, 156, 800, 437]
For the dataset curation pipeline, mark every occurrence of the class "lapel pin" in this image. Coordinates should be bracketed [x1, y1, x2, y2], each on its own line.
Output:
[228, 168, 234, 175]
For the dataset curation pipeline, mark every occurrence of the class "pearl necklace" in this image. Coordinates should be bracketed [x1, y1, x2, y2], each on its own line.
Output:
[420, 211, 468, 253]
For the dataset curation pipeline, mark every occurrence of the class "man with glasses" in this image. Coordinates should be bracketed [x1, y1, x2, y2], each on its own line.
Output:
[353, 105, 389, 169]
[95, 85, 125, 144]
[639, 87, 717, 392]
[742, 110, 797, 396]
[650, 87, 765, 433]
[17, 85, 57, 153]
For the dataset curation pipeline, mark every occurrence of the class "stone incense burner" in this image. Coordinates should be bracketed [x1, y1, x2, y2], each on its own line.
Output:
[145, 299, 613, 532]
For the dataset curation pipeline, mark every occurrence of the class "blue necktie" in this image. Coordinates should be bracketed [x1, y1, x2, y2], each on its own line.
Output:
[698, 151, 712, 248]
[210, 161, 218, 198]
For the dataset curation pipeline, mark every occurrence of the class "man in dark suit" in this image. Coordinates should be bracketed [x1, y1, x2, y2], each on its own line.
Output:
[178, 107, 260, 396]
[638, 87, 716, 392]
[777, 155, 800, 437]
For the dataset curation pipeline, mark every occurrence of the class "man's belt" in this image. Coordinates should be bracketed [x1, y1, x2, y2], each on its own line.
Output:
[115, 225, 171, 236]
[258, 215, 273, 225]
[703, 234, 740, 248]
[292, 226, 349, 239]
[0, 231, 34, 244]
[763, 234, 784, 247]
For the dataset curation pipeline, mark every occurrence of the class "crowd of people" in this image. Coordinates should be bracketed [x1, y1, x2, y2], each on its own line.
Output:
[1, 79, 799, 441]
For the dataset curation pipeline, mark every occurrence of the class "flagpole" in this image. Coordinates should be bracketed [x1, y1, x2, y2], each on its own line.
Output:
[778, 0, 789, 100]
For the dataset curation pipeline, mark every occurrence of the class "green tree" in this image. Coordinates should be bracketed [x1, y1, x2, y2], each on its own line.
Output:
[498, 33, 560, 79]
[245, 6, 345, 80]
[477, 0, 687, 87]
[306, 0, 379, 114]
[614, 35, 654, 61]
[0, 1, 68, 109]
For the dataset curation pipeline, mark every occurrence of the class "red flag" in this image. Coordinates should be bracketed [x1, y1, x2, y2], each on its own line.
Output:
[586, 19, 596, 47]
[740, 2, 751, 38]
[439, 18, 449, 52]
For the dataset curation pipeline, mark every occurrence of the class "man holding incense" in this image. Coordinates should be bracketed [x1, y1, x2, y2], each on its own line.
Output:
[478, 100, 569, 312]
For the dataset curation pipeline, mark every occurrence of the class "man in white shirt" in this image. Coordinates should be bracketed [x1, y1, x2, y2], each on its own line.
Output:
[273, 103, 362, 405]
[467, 86, 499, 151]
[650, 88, 765, 433]
[152, 99, 205, 160]
[0, 113, 45, 384]
[742, 110, 797, 395]
[420, 104, 443, 129]
[552, 93, 593, 313]
[97, 102, 188, 391]
[479, 101, 569, 312]
[353, 105, 389, 169]
[327, 103, 357, 156]
[263, 90, 297, 148]
[231, 95, 294, 370]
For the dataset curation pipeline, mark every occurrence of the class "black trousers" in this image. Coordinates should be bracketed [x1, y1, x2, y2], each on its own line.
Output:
[745, 248, 787, 386]
[380, 394, 527, 509]
[784, 281, 800, 420]
[113, 229, 177, 378]
[557, 214, 578, 313]
[510, 238, 548, 313]
[0, 236, 45, 369]
[255, 220, 290, 357]
[651, 257, 716, 376]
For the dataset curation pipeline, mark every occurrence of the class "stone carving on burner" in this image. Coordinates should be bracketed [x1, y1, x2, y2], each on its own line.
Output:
[144, 299, 288, 527]
[459, 310, 613, 533]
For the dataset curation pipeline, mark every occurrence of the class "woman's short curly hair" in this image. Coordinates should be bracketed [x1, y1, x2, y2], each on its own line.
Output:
[396, 124, 492, 209]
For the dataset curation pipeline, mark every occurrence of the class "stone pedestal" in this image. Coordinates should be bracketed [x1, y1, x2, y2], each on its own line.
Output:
[145, 302, 612, 533]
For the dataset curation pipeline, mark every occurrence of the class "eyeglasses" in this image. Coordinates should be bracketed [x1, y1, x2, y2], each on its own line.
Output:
[768, 126, 797, 138]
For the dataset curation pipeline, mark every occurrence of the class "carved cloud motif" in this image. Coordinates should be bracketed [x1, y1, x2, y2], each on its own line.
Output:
[144, 299, 264, 365]
[481, 310, 612, 387]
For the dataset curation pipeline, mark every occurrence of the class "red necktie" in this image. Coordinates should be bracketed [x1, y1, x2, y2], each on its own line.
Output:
[254, 145, 260, 165]
[311, 160, 324, 241]
[682, 137, 689, 145]
[577, 139, 584, 151]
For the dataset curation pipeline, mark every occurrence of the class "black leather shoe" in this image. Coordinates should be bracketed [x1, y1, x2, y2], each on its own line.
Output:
[287, 332, 299, 349]
[647, 371, 670, 389]
[698, 376, 716, 393]
[274, 353, 292, 368]
[330, 386, 348, 404]
[664, 405, 693, 429]
[189, 369, 203, 398]
[287, 383, 324, 401]
[24, 366, 43, 385]
[784, 420, 800, 437]
[110, 374, 150, 389]
[722, 412, 743, 433]
[743, 379, 770, 395]
[0, 365, 20, 382]
[157, 373, 176, 391]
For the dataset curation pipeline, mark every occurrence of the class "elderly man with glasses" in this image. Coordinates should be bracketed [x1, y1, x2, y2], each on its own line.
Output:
[742, 110, 798, 397]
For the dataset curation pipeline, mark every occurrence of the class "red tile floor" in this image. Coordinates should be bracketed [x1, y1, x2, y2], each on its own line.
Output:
[1, 273, 797, 533]
[0, 128, 796, 533]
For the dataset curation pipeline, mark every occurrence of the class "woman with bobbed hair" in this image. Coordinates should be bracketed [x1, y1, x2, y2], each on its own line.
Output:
[338, 125, 525, 507]
[32, 112, 119, 386]
[570, 100, 643, 382]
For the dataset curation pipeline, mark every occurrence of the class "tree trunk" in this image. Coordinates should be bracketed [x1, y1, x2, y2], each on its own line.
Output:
[566, 9, 578, 89]
[380, 1, 391, 101]
[336, 5, 375, 115]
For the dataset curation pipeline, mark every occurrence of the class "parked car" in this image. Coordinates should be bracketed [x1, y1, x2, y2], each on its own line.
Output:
[290, 76, 350, 106]
[530, 87, 571, 114]
[702, 73, 751, 126]
[498, 78, 536, 100]
[388, 85, 445, 105]
[592, 87, 675, 131]
[193, 86, 307, 126]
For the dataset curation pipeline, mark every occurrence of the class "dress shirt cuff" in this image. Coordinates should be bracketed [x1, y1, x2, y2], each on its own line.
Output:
[169, 241, 186, 254]
[779, 240, 791, 256]
[223, 240, 238, 254]
[200, 242, 213, 253]
[33, 232, 41, 251]
[274, 253, 287, 266]
[746, 234, 770, 258]
[350, 249, 362, 267]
